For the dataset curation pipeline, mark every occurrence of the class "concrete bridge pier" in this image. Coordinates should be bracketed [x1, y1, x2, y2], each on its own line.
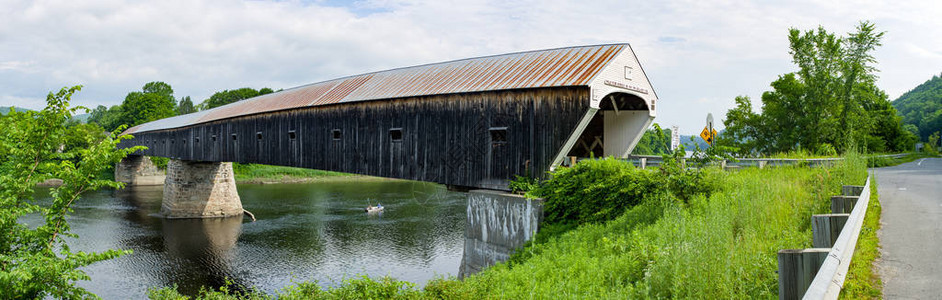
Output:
[115, 155, 166, 186]
[459, 190, 543, 277]
[161, 159, 243, 219]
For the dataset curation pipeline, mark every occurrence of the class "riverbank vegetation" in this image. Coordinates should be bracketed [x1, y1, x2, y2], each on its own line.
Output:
[147, 152, 869, 299]
[0, 86, 139, 298]
[86, 82, 275, 132]
[232, 163, 355, 183]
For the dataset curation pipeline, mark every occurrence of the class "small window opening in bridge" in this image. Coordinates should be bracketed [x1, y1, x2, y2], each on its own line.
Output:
[389, 128, 402, 142]
[566, 112, 604, 158]
[170, 140, 174, 145]
[195, 137, 200, 143]
[212, 134, 217, 142]
[162, 140, 166, 145]
[256, 132, 263, 140]
[489, 127, 508, 144]
[332, 129, 342, 140]
[288, 130, 297, 140]
[231, 134, 238, 141]
[182, 139, 186, 145]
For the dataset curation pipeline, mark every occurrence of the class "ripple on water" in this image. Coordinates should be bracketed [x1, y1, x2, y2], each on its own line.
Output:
[59, 179, 467, 298]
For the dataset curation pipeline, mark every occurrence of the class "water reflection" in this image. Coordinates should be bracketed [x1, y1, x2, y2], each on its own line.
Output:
[161, 217, 245, 293]
[115, 185, 163, 224]
[55, 179, 466, 298]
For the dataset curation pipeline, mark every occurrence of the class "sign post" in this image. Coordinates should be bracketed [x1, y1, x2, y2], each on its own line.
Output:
[707, 113, 714, 133]
[701, 113, 715, 146]
[700, 127, 713, 146]
[671, 125, 680, 151]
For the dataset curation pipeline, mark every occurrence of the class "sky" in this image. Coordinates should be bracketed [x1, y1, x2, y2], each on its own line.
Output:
[1, 0, 940, 134]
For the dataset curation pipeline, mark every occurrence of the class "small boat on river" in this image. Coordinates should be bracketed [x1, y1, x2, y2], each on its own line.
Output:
[365, 204, 384, 213]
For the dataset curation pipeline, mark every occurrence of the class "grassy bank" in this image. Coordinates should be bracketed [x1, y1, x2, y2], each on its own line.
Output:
[839, 179, 883, 299]
[148, 155, 869, 299]
[433, 156, 865, 298]
[231, 163, 357, 183]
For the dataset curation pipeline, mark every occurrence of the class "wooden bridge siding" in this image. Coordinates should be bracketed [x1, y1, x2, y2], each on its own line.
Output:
[122, 87, 590, 189]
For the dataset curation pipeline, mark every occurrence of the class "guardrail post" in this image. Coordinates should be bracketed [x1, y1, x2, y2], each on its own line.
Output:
[640, 157, 647, 169]
[778, 248, 830, 300]
[812, 214, 849, 248]
[720, 160, 727, 170]
[758, 160, 767, 169]
[842, 185, 864, 196]
[800, 176, 871, 299]
[830, 196, 859, 214]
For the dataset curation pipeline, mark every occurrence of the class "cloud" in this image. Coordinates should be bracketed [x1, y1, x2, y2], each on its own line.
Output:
[0, 0, 940, 133]
[0, 61, 35, 72]
[0, 94, 46, 111]
[658, 36, 686, 43]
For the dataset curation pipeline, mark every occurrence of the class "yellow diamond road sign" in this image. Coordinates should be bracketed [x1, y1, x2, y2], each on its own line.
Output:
[700, 127, 713, 145]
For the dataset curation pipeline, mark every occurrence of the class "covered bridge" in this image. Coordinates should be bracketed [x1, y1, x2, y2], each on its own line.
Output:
[120, 43, 658, 190]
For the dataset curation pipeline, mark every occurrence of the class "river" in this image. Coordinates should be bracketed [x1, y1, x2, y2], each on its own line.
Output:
[35, 179, 467, 298]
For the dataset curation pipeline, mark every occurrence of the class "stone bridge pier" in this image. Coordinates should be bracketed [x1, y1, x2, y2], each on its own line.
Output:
[162, 159, 242, 218]
[116, 156, 243, 219]
[115, 155, 166, 186]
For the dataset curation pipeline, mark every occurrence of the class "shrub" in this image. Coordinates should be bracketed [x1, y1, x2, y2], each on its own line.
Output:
[529, 158, 664, 225]
[0, 86, 140, 298]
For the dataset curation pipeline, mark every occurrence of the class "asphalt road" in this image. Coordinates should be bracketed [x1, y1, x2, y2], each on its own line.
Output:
[875, 157, 942, 299]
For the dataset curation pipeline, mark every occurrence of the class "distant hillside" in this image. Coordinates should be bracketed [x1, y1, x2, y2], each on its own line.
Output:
[1, 106, 89, 123]
[893, 73, 942, 140]
[681, 135, 711, 150]
[0, 106, 32, 115]
[72, 113, 90, 123]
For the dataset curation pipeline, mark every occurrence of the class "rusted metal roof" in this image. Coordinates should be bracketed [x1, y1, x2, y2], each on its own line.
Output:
[126, 43, 628, 134]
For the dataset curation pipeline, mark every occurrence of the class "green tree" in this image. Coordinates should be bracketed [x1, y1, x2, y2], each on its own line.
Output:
[718, 96, 764, 156]
[87, 104, 125, 132]
[0, 86, 142, 298]
[62, 122, 108, 162]
[177, 96, 196, 115]
[198, 87, 274, 110]
[142, 81, 173, 97]
[119, 82, 177, 128]
[631, 123, 673, 155]
[722, 21, 912, 154]
[927, 131, 941, 155]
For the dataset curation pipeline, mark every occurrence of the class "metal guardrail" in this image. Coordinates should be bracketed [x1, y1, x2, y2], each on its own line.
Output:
[619, 153, 908, 170]
[775, 176, 872, 300]
[802, 176, 871, 300]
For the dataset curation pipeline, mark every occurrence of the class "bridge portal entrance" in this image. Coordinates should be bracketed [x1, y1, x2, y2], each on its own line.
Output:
[564, 92, 652, 160]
